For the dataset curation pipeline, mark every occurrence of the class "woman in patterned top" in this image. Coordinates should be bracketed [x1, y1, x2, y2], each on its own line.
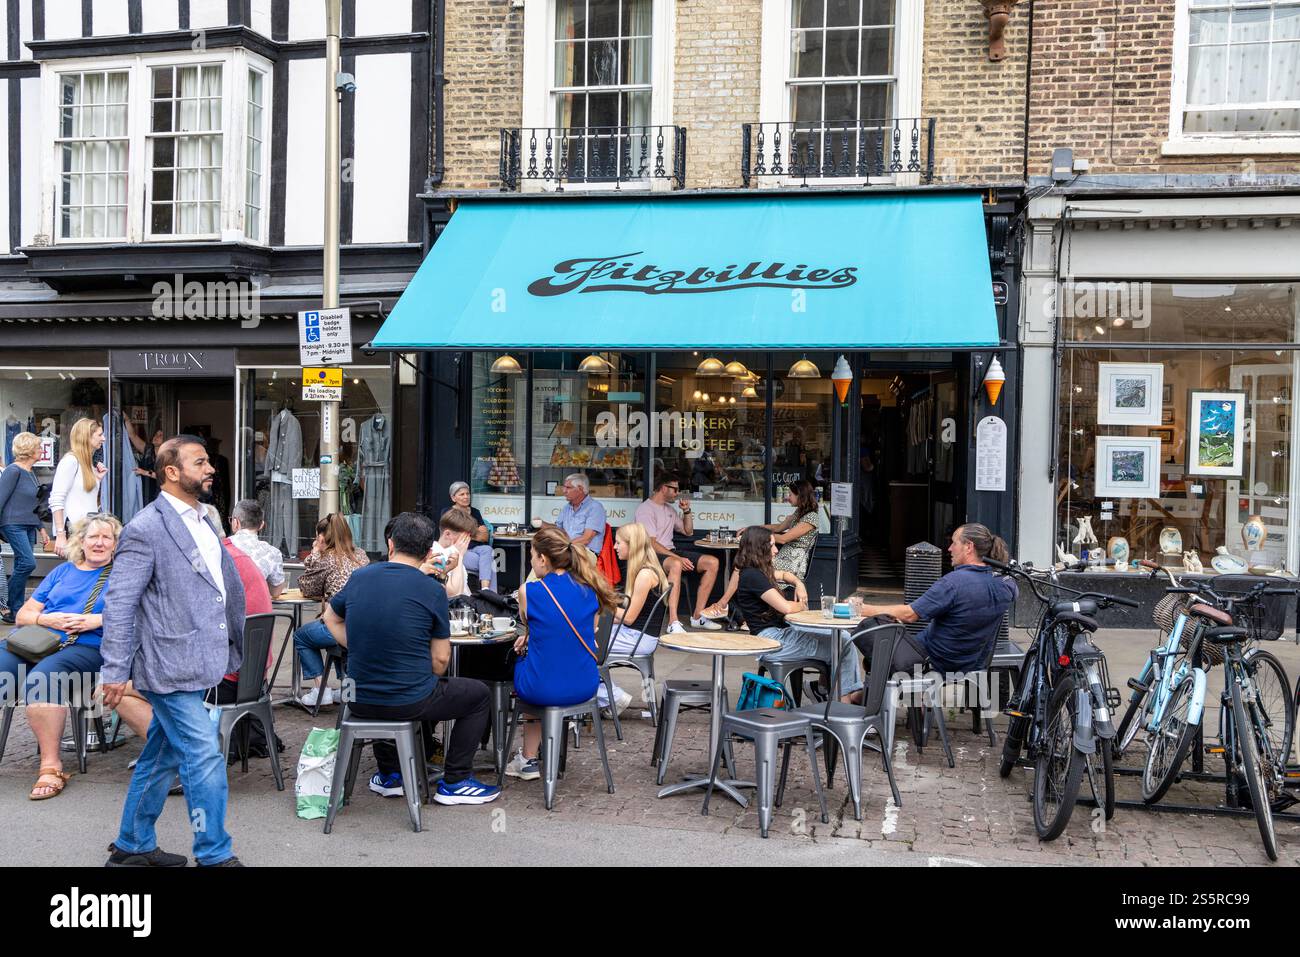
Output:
[293, 513, 369, 708]
[700, 480, 821, 621]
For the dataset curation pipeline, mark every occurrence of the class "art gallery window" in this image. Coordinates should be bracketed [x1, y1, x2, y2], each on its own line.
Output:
[1055, 281, 1300, 573]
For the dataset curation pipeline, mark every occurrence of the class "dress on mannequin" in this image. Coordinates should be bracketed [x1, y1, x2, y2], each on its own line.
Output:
[358, 414, 391, 553]
[265, 406, 303, 556]
[102, 412, 143, 524]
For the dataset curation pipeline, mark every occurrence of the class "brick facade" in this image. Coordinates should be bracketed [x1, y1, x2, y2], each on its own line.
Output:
[921, 0, 1028, 185]
[1027, 1, 1299, 179]
[441, 1, 525, 190]
[671, 0, 763, 189]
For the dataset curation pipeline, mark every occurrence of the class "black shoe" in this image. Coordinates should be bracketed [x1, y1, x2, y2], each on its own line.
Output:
[198, 856, 244, 867]
[168, 778, 184, 796]
[105, 845, 187, 867]
[0, 611, 14, 625]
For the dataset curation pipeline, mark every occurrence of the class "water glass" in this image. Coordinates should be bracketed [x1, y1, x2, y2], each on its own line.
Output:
[821, 596, 836, 619]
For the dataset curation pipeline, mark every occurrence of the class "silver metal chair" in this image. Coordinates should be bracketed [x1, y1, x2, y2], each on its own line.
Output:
[601, 585, 670, 739]
[793, 622, 907, 818]
[210, 612, 291, 791]
[760, 657, 831, 708]
[703, 707, 828, 838]
[652, 679, 735, 784]
[0, 677, 117, 774]
[325, 705, 430, 834]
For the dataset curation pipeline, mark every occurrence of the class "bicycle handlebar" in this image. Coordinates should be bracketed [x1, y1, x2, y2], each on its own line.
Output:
[985, 558, 1139, 609]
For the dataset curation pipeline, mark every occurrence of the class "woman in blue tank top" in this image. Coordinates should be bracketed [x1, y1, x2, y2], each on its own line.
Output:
[510, 526, 617, 778]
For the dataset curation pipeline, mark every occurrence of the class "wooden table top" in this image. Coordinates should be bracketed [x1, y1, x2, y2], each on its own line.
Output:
[495, 533, 535, 541]
[785, 610, 865, 630]
[696, 538, 740, 549]
[273, 589, 317, 604]
[450, 627, 518, 645]
[658, 630, 781, 656]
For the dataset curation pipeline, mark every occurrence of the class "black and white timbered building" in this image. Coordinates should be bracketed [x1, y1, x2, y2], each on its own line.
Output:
[0, 0, 436, 560]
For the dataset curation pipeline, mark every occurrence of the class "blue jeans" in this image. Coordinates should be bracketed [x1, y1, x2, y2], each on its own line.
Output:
[1, 525, 37, 613]
[115, 689, 233, 866]
[294, 619, 342, 680]
[0, 640, 102, 706]
[757, 625, 864, 696]
[463, 544, 498, 593]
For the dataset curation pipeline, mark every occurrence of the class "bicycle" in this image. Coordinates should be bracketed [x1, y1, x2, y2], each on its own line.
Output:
[990, 559, 1136, 840]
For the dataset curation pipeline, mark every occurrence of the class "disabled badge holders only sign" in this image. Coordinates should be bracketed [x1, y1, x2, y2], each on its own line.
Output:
[298, 308, 352, 366]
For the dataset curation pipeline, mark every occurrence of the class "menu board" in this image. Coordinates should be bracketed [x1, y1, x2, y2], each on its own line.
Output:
[975, 416, 1007, 492]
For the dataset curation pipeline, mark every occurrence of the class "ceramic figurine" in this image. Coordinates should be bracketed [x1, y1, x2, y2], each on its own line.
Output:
[1182, 550, 1203, 574]
[1242, 514, 1267, 553]
[1159, 526, 1182, 556]
[1212, 545, 1249, 575]
[1107, 536, 1129, 568]
[1055, 543, 1075, 567]
[1073, 516, 1098, 547]
[1088, 547, 1105, 567]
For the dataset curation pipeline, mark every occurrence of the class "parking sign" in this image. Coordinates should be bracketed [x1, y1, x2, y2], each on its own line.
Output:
[298, 308, 352, 365]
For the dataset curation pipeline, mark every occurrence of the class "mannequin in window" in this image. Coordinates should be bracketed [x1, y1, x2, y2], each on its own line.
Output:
[265, 403, 302, 556]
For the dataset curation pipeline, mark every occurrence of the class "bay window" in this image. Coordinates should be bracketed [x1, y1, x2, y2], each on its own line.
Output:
[148, 64, 224, 237]
[56, 71, 129, 240]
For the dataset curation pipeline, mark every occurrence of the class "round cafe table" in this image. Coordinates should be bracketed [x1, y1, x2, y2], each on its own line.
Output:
[783, 609, 866, 718]
[695, 537, 740, 592]
[655, 629, 781, 806]
[494, 532, 535, 589]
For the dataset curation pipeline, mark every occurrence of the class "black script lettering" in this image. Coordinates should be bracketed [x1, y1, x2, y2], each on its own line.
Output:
[526, 251, 644, 296]
[735, 262, 763, 281]
[684, 267, 717, 285]
[759, 263, 788, 280]
[785, 264, 809, 282]
[805, 268, 831, 282]
[631, 264, 660, 282]
[713, 265, 740, 283]
[648, 270, 686, 293]
[829, 267, 857, 286]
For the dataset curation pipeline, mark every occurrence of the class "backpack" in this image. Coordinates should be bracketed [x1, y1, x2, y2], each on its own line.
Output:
[736, 672, 788, 711]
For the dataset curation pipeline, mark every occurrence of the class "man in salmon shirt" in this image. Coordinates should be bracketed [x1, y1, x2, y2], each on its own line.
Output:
[211, 538, 277, 758]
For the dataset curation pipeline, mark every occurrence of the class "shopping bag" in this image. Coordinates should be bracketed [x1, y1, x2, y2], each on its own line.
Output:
[294, 727, 340, 820]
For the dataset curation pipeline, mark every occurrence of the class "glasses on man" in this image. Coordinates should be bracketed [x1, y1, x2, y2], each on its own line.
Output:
[664, 485, 680, 493]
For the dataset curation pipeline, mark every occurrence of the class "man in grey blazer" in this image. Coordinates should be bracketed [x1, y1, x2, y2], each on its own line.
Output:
[101, 436, 247, 868]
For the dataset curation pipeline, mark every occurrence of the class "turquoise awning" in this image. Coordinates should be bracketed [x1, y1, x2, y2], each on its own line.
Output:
[372, 192, 998, 351]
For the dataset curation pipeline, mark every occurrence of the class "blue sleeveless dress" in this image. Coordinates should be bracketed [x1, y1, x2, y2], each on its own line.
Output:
[514, 571, 601, 707]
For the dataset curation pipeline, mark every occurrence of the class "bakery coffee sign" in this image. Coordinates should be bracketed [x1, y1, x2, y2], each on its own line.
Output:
[527, 252, 858, 296]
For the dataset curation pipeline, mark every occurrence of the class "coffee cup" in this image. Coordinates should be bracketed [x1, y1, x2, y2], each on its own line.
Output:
[492, 616, 513, 633]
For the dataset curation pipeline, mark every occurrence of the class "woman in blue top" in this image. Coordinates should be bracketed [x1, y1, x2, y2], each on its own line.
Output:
[0, 513, 120, 800]
[507, 525, 617, 780]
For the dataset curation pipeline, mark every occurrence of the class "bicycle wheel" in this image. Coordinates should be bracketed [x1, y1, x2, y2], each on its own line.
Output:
[1140, 675, 1198, 805]
[1231, 672, 1278, 862]
[1033, 673, 1086, 841]
[1245, 649, 1293, 769]
[999, 646, 1037, 778]
[1084, 730, 1116, 822]
[1113, 663, 1154, 760]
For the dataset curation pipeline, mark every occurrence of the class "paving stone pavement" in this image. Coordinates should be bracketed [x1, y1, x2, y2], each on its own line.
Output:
[2, 630, 1300, 866]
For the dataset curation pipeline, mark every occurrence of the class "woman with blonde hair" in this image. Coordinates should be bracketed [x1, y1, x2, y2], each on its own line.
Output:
[0, 432, 51, 622]
[293, 512, 369, 708]
[596, 522, 669, 714]
[505, 525, 617, 780]
[50, 418, 106, 557]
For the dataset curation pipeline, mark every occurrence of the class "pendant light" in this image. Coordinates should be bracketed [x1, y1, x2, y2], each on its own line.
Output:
[741, 384, 759, 399]
[696, 355, 725, 376]
[723, 360, 749, 378]
[490, 354, 523, 375]
[578, 353, 612, 373]
[787, 355, 821, 379]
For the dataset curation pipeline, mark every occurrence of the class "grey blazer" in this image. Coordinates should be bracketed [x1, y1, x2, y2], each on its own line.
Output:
[100, 498, 246, 694]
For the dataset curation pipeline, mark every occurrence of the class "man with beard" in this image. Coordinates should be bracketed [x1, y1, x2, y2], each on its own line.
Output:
[100, 435, 247, 867]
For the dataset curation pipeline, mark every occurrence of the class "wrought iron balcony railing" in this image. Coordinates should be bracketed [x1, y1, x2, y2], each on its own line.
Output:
[741, 118, 936, 186]
[499, 125, 686, 192]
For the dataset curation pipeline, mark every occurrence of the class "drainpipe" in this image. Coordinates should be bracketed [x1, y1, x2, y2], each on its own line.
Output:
[1021, 0, 1034, 184]
[429, 0, 446, 189]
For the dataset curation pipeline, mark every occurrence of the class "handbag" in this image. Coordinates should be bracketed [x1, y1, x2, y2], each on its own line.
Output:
[32, 477, 53, 523]
[736, 672, 788, 711]
[538, 578, 599, 663]
[5, 564, 111, 664]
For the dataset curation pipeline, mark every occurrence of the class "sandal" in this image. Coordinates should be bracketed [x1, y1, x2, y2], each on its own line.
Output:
[30, 767, 71, 801]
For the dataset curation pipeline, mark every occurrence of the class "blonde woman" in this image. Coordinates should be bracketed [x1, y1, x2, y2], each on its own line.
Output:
[50, 418, 107, 557]
[0, 432, 50, 622]
[596, 522, 669, 714]
[0, 515, 136, 799]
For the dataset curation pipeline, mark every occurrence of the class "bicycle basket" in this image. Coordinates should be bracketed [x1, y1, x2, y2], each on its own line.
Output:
[1212, 574, 1291, 642]
[1152, 592, 1191, 634]
[1154, 592, 1226, 665]
[1180, 616, 1226, 667]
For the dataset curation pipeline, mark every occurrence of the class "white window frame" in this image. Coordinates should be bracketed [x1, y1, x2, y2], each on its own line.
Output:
[1165, 0, 1300, 156]
[40, 49, 274, 245]
[759, 0, 924, 186]
[52, 69, 132, 242]
[245, 66, 270, 244]
[521, 0, 675, 191]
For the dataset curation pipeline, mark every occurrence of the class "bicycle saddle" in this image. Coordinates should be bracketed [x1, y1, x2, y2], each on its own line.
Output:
[1204, 626, 1249, 645]
[1188, 603, 1232, 626]
[1052, 611, 1098, 632]
[1050, 599, 1098, 617]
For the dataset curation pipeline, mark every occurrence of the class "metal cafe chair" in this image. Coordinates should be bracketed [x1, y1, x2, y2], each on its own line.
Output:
[210, 612, 293, 791]
[600, 585, 670, 739]
[0, 679, 118, 775]
[326, 706, 430, 834]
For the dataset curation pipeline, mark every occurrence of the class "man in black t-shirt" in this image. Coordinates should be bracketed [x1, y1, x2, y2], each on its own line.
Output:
[322, 511, 500, 806]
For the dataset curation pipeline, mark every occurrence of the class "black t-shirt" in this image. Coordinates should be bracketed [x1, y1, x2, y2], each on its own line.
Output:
[329, 561, 449, 706]
[735, 566, 785, 633]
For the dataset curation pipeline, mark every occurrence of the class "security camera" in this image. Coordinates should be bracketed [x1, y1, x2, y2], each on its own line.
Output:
[334, 72, 357, 95]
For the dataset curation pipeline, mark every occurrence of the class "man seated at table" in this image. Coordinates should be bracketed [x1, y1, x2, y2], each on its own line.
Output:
[228, 498, 286, 599]
[322, 511, 499, 805]
[554, 473, 606, 555]
[634, 472, 720, 633]
[853, 523, 1017, 677]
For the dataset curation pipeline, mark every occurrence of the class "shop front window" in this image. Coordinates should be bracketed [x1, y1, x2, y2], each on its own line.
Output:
[529, 352, 647, 525]
[238, 366, 392, 559]
[655, 351, 769, 529]
[771, 351, 836, 532]
[470, 353, 530, 525]
[1058, 342, 1298, 570]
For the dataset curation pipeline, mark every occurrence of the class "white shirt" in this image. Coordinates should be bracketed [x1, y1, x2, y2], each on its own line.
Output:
[161, 491, 226, 600]
[49, 453, 101, 528]
[230, 528, 287, 588]
[429, 542, 470, 598]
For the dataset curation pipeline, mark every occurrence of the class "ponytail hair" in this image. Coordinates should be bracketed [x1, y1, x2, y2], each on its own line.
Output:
[530, 524, 618, 612]
[957, 523, 1009, 564]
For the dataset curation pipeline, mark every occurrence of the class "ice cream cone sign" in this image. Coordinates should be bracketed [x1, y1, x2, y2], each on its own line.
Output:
[831, 355, 852, 405]
[983, 356, 1005, 406]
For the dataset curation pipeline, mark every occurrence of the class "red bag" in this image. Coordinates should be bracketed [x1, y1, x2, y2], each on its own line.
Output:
[596, 523, 622, 587]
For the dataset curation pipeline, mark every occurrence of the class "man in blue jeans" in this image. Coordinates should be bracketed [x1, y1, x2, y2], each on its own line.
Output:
[100, 435, 246, 867]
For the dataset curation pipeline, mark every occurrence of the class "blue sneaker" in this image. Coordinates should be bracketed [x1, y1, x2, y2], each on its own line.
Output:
[434, 777, 501, 805]
[368, 772, 404, 797]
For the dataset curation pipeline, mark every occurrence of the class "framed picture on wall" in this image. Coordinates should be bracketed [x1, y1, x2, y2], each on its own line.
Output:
[1095, 436, 1162, 498]
[1098, 362, 1163, 425]
[1148, 426, 1176, 463]
[1187, 390, 1246, 477]
[1162, 407, 1175, 425]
